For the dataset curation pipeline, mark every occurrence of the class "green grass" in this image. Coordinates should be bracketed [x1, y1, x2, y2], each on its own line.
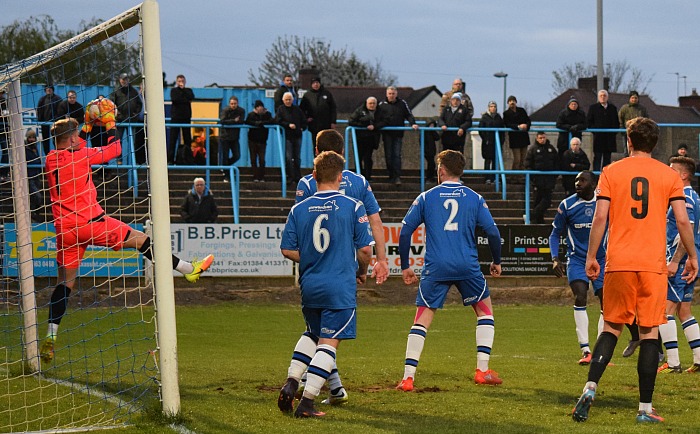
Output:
[5, 303, 700, 433]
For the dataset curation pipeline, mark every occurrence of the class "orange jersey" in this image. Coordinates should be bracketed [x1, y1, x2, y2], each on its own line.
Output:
[597, 156, 684, 273]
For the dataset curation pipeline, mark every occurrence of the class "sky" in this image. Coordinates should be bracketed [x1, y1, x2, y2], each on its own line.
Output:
[4, 0, 699, 112]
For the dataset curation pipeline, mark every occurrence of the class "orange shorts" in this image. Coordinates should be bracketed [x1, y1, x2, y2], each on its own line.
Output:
[602, 271, 667, 328]
[56, 215, 132, 269]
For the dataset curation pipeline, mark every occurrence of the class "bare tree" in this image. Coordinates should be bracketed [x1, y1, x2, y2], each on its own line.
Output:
[0, 15, 140, 86]
[551, 60, 653, 95]
[248, 35, 396, 87]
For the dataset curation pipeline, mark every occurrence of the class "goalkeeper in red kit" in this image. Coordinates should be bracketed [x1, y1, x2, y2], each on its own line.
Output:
[40, 102, 214, 364]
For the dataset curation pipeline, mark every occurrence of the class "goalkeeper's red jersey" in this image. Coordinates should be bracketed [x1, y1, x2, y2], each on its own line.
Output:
[45, 135, 121, 227]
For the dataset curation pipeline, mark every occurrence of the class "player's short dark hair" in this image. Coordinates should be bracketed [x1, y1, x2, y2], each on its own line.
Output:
[670, 156, 696, 175]
[316, 129, 344, 154]
[436, 150, 466, 177]
[314, 151, 345, 184]
[51, 118, 79, 143]
[578, 170, 597, 185]
[626, 117, 659, 153]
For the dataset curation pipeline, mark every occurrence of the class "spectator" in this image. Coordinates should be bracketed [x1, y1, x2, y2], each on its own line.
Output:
[671, 143, 689, 158]
[300, 77, 337, 149]
[440, 77, 474, 120]
[561, 137, 591, 196]
[56, 90, 84, 123]
[182, 128, 207, 166]
[219, 96, 245, 180]
[375, 86, 419, 186]
[502, 95, 531, 180]
[273, 74, 298, 111]
[439, 92, 472, 154]
[25, 129, 43, 220]
[36, 85, 62, 155]
[110, 73, 143, 164]
[618, 90, 649, 129]
[587, 89, 619, 171]
[348, 96, 380, 181]
[180, 177, 218, 223]
[555, 96, 587, 159]
[525, 132, 559, 224]
[245, 100, 273, 182]
[478, 101, 505, 184]
[275, 91, 307, 184]
[167, 74, 195, 165]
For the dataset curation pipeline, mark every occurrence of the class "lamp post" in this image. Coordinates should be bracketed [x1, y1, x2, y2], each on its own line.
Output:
[494, 72, 508, 111]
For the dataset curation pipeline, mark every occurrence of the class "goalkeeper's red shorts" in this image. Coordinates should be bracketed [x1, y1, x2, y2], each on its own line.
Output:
[55, 215, 132, 269]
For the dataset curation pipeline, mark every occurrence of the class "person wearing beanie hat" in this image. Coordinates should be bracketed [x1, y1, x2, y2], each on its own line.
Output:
[671, 143, 689, 158]
[555, 95, 587, 158]
[300, 75, 337, 148]
[618, 90, 649, 130]
[507, 95, 517, 103]
[502, 94, 531, 178]
[478, 101, 505, 184]
[36, 84, 63, 156]
[439, 90, 472, 154]
[245, 99, 273, 182]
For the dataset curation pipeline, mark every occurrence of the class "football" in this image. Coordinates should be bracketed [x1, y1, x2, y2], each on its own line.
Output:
[84, 97, 117, 127]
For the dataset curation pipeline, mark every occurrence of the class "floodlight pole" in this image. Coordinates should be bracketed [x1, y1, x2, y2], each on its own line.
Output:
[494, 72, 508, 111]
[596, 0, 604, 91]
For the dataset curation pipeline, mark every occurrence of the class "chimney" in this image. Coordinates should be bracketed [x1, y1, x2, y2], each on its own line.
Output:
[679, 88, 700, 110]
[577, 76, 610, 92]
[298, 66, 320, 90]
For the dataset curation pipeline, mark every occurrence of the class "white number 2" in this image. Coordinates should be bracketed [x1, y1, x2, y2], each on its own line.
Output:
[313, 214, 330, 253]
[443, 199, 458, 231]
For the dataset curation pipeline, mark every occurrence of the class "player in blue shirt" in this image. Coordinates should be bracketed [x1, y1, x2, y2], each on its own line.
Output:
[395, 150, 503, 391]
[549, 171, 606, 365]
[292, 129, 388, 405]
[278, 151, 374, 418]
[658, 156, 700, 373]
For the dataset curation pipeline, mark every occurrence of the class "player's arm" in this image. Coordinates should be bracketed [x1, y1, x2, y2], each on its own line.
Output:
[281, 249, 300, 263]
[586, 198, 609, 280]
[484, 223, 502, 277]
[356, 245, 372, 285]
[398, 224, 417, 285]
[549, 207, 566, 278]
[670, 199, 698, 282]
[368, 213, 388, 284]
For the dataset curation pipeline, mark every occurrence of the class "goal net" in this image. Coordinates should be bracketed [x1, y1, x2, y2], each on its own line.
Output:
[0, 2, 176, 432]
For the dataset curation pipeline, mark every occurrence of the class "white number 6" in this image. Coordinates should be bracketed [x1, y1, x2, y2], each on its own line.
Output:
[313, 214, 330, 253]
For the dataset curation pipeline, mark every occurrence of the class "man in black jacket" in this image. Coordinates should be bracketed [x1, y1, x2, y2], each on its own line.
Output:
[375, 86, 419, 186]
[219, 96, 245, 180]
[348, 97, 380, 181]
[587, 89, 618, 171]
[36, 85, 62, 155]
[111, 74, 144, 164]
[273, 74, 298, 111]
[276, 92, 307, 184]
[300, 77, 337, 149]
[180, 177, 218, 223]
[502, 95, 531, 178]
[525, 132, 559, 224]
[167, 74, 195, 164]
[245, 100, 273, 182]
[439, 92, 473, 154]
[56, 90, 84, 123]
[555, 96, 587, 159]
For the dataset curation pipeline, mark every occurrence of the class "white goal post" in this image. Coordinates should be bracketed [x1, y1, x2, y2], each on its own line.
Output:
[0, 0, 180, 430]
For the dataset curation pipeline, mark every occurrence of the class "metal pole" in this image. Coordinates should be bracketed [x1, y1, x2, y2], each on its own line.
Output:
[596, 0, 604, 91]
[141, 0, 181, 416]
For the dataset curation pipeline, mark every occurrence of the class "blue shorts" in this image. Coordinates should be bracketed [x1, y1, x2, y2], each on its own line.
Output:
[668, 263, 695, 303]
[302, 307, 356, 340]
[567, 256, 605, 294]
[416, 275, 490, 309]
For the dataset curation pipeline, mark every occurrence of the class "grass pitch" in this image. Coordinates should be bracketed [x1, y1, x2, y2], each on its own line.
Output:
[134, 303, 700, 433]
